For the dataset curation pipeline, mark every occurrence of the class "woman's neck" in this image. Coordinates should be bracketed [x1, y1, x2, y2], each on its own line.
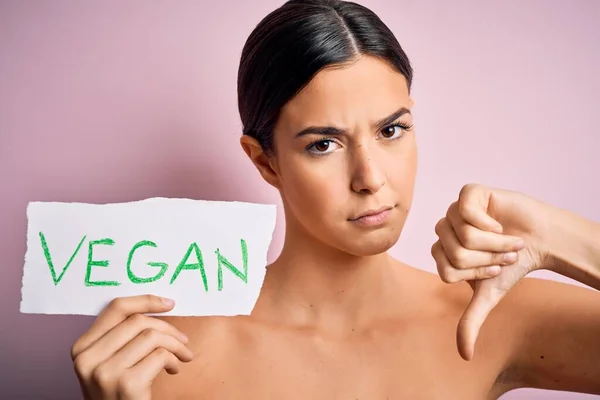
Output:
[252, 224, 405, 335]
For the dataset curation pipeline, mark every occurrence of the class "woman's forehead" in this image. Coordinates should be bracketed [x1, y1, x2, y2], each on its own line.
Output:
[277, 57, 411, 134]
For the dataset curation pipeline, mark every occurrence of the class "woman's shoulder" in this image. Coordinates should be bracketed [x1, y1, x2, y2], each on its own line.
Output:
[392, 261, 473, 313]
[396, 261, 530, 324]
[158, 314, 251, 352]
[152, 315, 252, 396]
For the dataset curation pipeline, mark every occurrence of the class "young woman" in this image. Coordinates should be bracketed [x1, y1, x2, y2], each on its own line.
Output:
[70, 1, 600, 398]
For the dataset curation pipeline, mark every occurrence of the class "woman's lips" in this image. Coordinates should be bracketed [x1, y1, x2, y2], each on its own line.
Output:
[349, 206, 393, 227]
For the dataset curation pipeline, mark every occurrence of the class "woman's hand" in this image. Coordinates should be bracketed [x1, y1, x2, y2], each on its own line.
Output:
[71, 295, 194, 400]
[431, 184, 552, 361]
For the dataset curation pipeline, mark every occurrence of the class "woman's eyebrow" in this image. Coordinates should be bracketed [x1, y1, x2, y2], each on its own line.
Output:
[374, 107, 411, 130]
[293, 106, 411, 138]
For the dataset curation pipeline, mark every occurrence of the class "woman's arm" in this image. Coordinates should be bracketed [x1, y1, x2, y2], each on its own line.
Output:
[506, 205, 600, 393]
[431, 184, 600, 394]
[503, 279, 600, 393]
[543, 206, 600, 290]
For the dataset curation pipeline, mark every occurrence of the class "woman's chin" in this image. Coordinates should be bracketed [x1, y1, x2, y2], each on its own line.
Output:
[340, 229, 402, 257]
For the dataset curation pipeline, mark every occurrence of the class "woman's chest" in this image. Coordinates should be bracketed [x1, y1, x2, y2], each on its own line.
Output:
[193, 321, 504, 399]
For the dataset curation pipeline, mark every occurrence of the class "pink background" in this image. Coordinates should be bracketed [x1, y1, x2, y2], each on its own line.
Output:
[1, 0, 598, 398]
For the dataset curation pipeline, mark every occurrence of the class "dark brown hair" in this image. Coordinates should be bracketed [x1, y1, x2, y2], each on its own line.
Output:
[237, 0, 413, 154]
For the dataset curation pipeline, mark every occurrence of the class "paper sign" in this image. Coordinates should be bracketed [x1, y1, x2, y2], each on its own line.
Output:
[20, 198, 276, 316]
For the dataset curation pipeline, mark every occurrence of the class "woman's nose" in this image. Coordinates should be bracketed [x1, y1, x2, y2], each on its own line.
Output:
[349, 144, 386, 195]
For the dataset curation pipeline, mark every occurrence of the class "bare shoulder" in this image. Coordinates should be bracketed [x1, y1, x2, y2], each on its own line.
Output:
[395, 264, 597, 337]
[151, 315, 253, 398]
[394, 263, 529, 396]
[420, 269, 600, 393]
[393, 261, 473, 314]
[390, 262, 509, 355]
[158, 315, 239, 349]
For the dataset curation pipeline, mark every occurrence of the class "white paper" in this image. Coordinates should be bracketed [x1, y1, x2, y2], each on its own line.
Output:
[20, 198, 276, 316]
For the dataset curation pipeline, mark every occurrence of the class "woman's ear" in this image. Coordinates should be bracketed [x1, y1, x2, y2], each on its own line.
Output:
[240, 135, 281, 189]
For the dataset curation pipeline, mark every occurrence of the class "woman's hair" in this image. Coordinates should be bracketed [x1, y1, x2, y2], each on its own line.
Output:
[237, 0, 413, 154]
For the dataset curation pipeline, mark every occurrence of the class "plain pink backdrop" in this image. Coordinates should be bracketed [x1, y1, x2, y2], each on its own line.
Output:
[1, 0, 598, 398]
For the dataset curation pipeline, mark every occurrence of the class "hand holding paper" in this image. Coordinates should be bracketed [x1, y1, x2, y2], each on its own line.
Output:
[71, 294, 193, 400]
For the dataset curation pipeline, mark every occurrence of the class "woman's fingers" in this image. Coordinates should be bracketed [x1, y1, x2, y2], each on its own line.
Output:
[75, 313, 189, 379]
[71, 295, 194, 400]
[447, 206, 524, 251]
[131, 347, 182, 382]
[89, 347, 182, 400]
[435, 217, 523, 269]
[72, 295, 175, 360]
[431, 241, 502, 283]
[106, 328, 194, 370]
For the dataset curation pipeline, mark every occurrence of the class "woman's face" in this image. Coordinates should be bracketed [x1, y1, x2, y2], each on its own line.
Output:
[247, 56, 417, 256]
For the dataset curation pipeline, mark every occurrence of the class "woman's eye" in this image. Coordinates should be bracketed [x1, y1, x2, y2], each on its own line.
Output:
[314, 140, 331, 152]
[307, 139, 338, 154]
[380, 124, 410, 140]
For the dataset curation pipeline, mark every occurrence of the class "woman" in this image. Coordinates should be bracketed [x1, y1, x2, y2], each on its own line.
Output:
[70, 0, 600, 399]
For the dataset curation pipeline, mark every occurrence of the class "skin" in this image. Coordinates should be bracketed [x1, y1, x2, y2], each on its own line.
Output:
[71, 56, 600, 400]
